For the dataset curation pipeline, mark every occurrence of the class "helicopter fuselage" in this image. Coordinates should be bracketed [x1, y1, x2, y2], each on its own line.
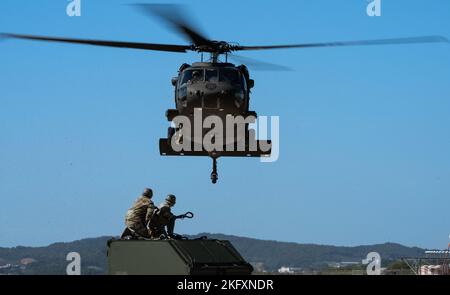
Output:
[171, 62, 252, 118]
[160, 61, 271, 183]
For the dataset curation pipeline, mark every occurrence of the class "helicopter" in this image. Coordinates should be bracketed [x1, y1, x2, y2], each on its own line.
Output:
[1, 4, 448, 183]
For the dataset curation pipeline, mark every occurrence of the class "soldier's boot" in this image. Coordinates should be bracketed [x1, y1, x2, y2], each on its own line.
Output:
[149, 227, 165, 240]
[120, 227, 134, 239]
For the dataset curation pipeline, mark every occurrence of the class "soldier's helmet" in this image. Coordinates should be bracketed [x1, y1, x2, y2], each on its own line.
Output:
[166, 194, 176, 205]
[142, 188, 153, 198]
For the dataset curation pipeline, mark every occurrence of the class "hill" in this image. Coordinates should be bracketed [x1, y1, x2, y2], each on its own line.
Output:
[0, 233, 424, 274]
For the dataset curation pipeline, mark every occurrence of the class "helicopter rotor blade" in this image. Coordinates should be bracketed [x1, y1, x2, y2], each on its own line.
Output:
[131, 3, 212, 47]
[234, 36, 449, 51]
[229, 54, 292, 71]
[0, 33, 192, 53]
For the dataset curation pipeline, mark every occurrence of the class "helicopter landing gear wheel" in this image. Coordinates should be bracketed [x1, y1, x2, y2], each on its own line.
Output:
[211, 157, 218, 184]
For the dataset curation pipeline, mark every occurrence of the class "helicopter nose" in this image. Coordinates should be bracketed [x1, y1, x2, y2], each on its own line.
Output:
[184, 84, 240, 110]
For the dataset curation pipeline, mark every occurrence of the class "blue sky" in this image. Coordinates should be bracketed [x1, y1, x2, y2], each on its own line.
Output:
[0, 0, 449, 249]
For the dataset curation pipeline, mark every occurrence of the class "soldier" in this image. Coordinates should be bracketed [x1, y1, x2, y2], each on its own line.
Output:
[122, 188, 156, 239]
[149, 194, 178, 239]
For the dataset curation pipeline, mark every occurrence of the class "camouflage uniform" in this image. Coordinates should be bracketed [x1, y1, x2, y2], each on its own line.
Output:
[149, 195, 176, 239]
[125, 192, 156, 238]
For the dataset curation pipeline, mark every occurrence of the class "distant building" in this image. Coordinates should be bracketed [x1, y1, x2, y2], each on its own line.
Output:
[328, 261, 360, 268]
[0, 263, 21, 274]
[403, 248, 450, 275]
[250, 262, 266, 273]
[20, 258, 37, 265]
[278, 266, 303, 274]
[420, 265, 445, 275]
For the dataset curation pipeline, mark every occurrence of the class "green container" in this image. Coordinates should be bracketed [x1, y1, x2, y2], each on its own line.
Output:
[107, 239, 253, 275]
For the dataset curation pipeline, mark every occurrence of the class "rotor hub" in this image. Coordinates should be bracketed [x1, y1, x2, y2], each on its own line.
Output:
[195, 40, 234, 54]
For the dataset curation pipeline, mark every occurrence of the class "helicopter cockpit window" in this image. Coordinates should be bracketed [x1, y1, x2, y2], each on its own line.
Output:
[205, 69, 219, 82]
[219, 68, 240, 84]
[241, 74, 247, 90]
[181, 69, 204, 84]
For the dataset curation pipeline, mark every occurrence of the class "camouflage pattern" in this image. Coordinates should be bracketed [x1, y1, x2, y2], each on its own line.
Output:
[128, 222, 149, 238]
[125, 195, 155, 238]
[158, 202, 175, 225]
[149, 201, 176, 238]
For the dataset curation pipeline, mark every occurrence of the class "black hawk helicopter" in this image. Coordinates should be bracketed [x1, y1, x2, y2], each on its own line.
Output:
[1, 4, 448, 183]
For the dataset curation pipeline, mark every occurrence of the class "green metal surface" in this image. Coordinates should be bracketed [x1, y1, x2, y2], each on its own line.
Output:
[107, 239, 253, 275]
